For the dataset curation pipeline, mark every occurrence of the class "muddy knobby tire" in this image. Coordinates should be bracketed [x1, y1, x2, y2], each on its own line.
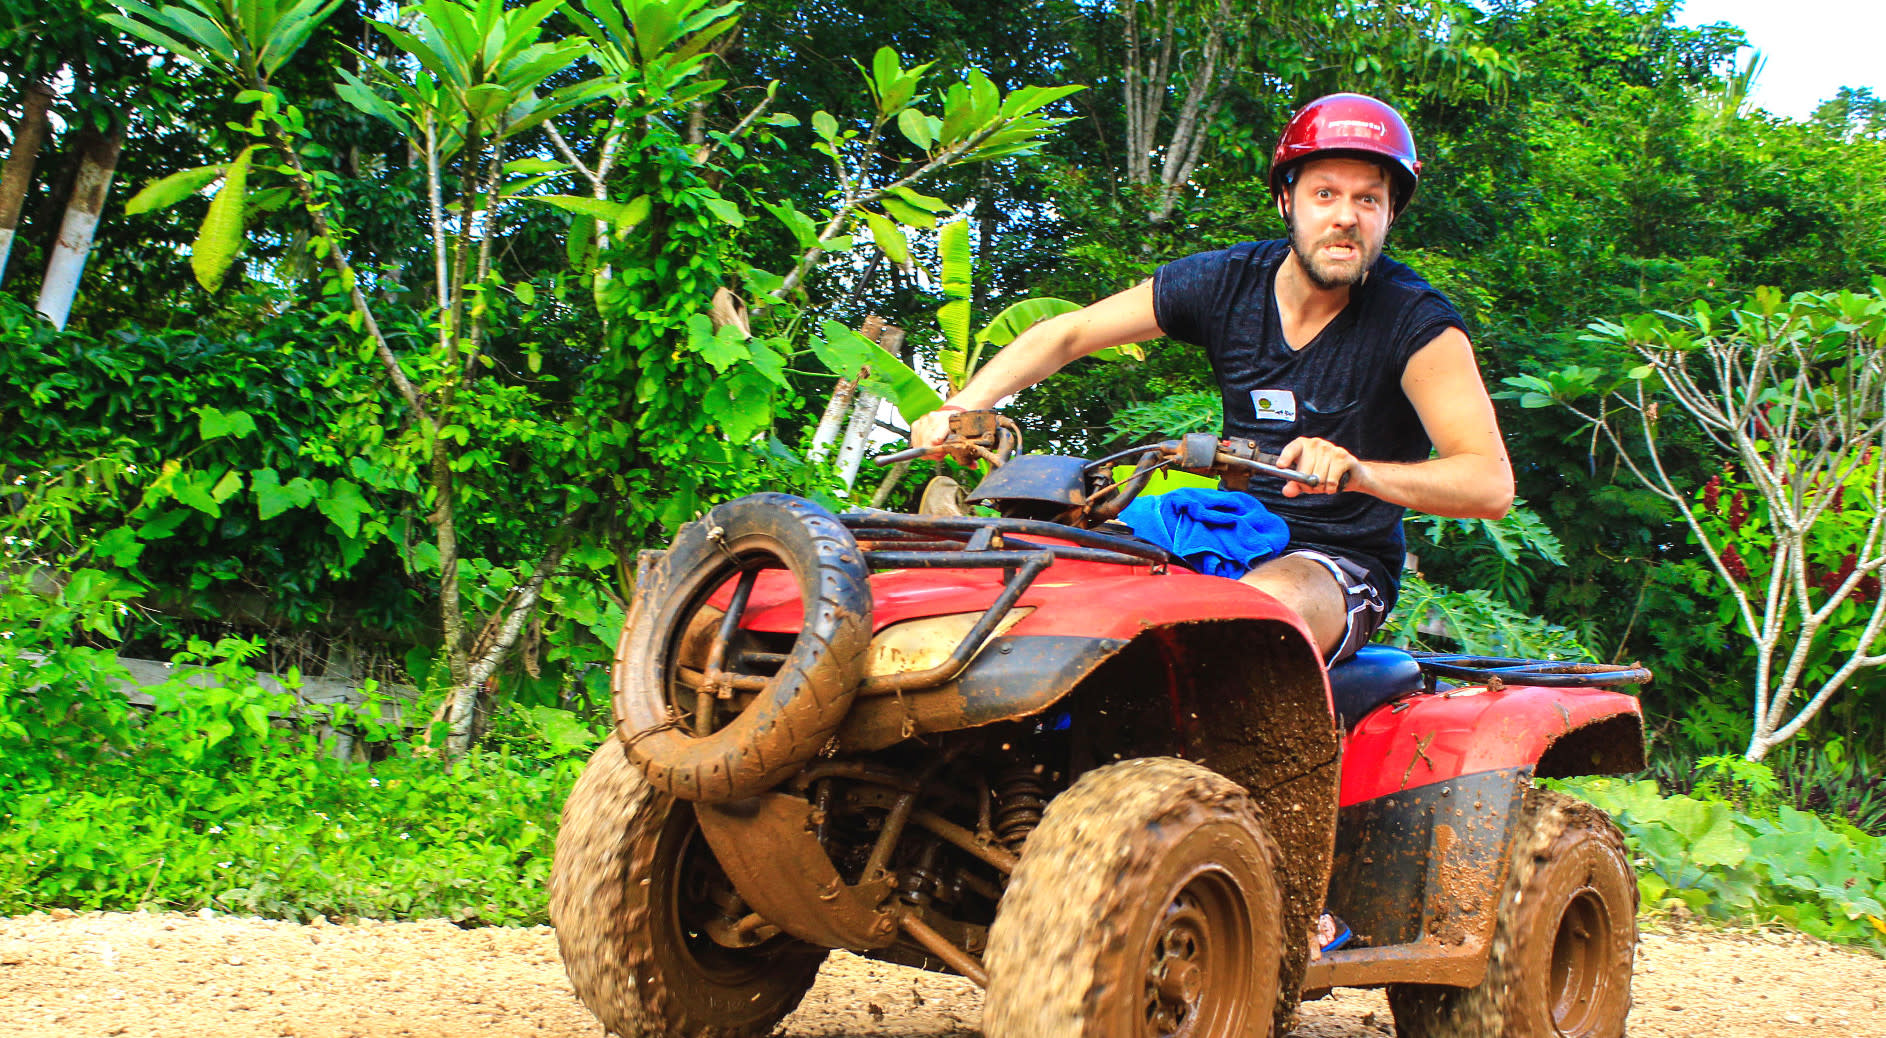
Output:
[550, 740, 827, 1037]
[983, 757, 1285, 1038]
[1387, 788, 1638, 1038]
[616, 493, 872, 802]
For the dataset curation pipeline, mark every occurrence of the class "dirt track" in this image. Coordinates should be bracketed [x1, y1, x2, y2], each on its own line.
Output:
[2, 910, 1882, 1037]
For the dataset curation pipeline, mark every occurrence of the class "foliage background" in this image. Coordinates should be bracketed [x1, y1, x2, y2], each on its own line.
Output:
[5, 0, 1886, 940]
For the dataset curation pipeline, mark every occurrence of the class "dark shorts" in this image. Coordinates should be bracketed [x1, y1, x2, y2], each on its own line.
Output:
[1283, 549, 1387, 664]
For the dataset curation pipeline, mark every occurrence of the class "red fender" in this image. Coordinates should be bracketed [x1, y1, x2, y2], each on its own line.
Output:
[732, 555, 1320, 646]
[1338, 683, 1644, 807]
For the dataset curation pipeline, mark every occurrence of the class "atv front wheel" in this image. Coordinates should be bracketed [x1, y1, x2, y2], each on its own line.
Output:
[617, 492, 872, 802]
[550, 740, 827, 1037]
[1386, 789, 1637, 1038]
[982, 757, 1284, 1038]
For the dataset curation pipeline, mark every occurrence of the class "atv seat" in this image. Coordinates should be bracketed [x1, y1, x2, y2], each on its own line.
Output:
[1327, 644, 1425, 728]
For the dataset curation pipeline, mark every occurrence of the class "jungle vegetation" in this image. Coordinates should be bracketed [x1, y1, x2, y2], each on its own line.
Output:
[4, 0, 1886, 935]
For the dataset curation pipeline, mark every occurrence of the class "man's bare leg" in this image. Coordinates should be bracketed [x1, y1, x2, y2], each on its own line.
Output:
[1238, 554, 1347, 659]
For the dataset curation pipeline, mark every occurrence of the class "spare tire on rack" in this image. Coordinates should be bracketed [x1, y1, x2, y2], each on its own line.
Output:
[615, 493, 873, 803]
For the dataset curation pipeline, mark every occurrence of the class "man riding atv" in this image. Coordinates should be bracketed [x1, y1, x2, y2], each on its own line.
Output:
[911, 92, 1513, 667]
[552, 90, 1647, 1038]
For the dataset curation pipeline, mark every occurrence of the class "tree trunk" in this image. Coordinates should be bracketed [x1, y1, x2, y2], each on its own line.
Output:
[1117, 0, 1244, 225]
[808, 315, 886, 464]
[0, 81, 55, 284]
[35, 127, 122, 330]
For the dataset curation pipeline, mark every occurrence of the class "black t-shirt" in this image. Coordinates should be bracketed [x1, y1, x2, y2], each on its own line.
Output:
[1152, 240, 1465, 608]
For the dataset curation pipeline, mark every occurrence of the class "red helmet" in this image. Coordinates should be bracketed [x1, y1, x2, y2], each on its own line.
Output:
[1269, 93, 1422, 216]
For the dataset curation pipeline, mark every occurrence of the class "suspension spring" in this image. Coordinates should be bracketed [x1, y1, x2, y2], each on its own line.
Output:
[993, 764, 1050, 851]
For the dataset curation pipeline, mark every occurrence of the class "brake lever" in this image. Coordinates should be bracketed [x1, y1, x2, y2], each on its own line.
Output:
[1216, 453, 1328, 488]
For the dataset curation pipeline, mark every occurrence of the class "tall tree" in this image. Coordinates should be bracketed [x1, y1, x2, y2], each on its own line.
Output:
[33, 127, 122, 329]
[0, 80, 55, 282]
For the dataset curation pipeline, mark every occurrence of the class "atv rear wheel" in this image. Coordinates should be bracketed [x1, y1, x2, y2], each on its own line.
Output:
[1386, 789, 1637, 1038]
[616, 492, 872, 802]
[550, 740, 827, 1037]
[982, 757, 1284, 1038]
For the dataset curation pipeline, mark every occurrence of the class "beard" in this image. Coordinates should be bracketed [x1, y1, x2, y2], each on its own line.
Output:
[1286, 207, 1383, 290]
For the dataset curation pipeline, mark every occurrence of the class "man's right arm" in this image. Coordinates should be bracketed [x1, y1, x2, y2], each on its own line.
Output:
[909, 279, 1163, 450]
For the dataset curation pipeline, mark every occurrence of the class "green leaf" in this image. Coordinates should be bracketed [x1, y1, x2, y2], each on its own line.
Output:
[764, 201, 818, 249]
[252, 468, 298, 520]
[526, 706, 596, 756]
[125, 163, 228, 215]
[702, 368, 775, 441]
[864, 212, 910, 266]
[335, 69, 411, 131]
[316, 478, 373, 539]
[939, 218, 972, 300]
[896, 106, 934, 151]
[699, 194, 745, 227]
[191, 145, 257, 293]
[170, 472, 222, 518]
[209, 468, 244, 504]
[1519, 392, 1555, 409]
[966, 68, 999, 125]
[999, 83, 1084, 117]
[870, 46, 901, 106]
[937, 298, 971, 359]
[464, 83, 512, 121]
[811, 109, 839, 141]
[814, 320, 943, 422]
[889, 186, 950, 212]
[93, 527, 145, 567]
[684, 314, 751, 373]
[523, 194, 651, 227]
[879, 194, 935, 229]
[746, 340, 788, 387]
[138, 509, 190, 540]
[977, 297, 1080, 347]
[196, 405, 257, 441]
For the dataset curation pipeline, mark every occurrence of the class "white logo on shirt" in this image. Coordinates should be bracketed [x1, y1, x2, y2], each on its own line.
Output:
[1250, 389, 1297, 423]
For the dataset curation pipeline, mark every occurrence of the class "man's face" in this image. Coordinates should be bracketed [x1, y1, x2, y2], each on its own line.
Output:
[1280, 157, 1393, 291]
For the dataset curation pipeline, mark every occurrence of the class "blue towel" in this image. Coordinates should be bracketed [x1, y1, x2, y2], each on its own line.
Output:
[1118, 488, 1291, 578]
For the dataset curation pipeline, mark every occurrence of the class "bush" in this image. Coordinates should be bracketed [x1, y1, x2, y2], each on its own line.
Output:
[0, 556, 601, 923]
[1557, 775, 1886, 951]
[0, 740, 583, 924]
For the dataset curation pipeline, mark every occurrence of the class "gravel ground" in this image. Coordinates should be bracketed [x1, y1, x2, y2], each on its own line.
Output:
[1, 910, 1882, 1037]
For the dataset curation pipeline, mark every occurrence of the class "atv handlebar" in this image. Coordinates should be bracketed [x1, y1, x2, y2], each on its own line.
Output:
[874, 411, 1023, 467]
[876, 416, 1327, 487]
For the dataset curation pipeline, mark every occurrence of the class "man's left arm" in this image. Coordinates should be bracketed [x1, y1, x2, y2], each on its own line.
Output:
[1278, 327, 1514, 519]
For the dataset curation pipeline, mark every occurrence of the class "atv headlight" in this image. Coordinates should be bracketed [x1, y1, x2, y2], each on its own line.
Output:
[863, 607, 1034, 678]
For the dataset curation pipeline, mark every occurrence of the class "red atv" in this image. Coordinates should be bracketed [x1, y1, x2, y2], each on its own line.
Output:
[550, 413, 1650, 1038]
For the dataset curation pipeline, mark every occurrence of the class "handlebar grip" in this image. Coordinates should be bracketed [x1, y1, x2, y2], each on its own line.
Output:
[1218, 453, 1322, 486]
[872, 444, 935, 466]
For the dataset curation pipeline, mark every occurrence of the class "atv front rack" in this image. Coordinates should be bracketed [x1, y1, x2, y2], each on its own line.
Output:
[1408, 651, 1652, 689]
[839, 513, 1171, 695]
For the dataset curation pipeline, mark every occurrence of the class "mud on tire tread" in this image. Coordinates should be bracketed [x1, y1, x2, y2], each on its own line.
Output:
[1386, 789, 1637, 1038]
[616, 493, 872, 802]
[983, 757, 1286, 1038]
[550, 740, 826, 1037]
